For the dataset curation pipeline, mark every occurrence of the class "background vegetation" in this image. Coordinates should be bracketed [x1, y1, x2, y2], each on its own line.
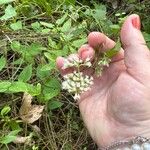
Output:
[0, 0, 150, 149]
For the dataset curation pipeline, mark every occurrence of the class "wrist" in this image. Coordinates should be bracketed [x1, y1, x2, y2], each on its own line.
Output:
[95, 130, 150, 149]
[98, 136, 150, 150]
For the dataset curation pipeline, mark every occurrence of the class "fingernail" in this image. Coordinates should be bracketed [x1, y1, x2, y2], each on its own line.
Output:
[132, 16, 141, 30]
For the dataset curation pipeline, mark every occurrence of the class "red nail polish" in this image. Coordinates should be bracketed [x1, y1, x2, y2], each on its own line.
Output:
[132, 17, 141, 30]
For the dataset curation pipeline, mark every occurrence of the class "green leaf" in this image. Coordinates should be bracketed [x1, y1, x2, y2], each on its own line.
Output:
[105, 39, 121, 58]
[8, 82, 28, 93]
[0, 0, 14, 5]
[18, 65, 32, 82]
[10, 21, 22, 31]
[143, 32, 150, 42]
[40, 21, 54, 28]
[27, 83, 41, 96]
[1, 106, 11, 116]
[48, 100, 63, 110]
[92, 4, 106, 21]
[41, 28, 51, 34]
[110, 24, 120, 30]
[0, 56, 6, 71]
[42, 87, 60, 101]
[65, 0, 75, 5]
[44, 52, 56, 62]
[0, 130, 21, 144]
[40, 63, 55, 71]
[56, 13, 68, 25]
[0, 5, 17, 20]
[0, 81, 11, 92]
[41, 78, 61, 101]
[11, 58, 24, 65]
[36, 65, 50, 80]
[61, 19, 72, 33]
[31, 22, 41, 31]
[72, 38, 87, 48]
[27, 43, 46, 56]
[9, 120, 22, 131]
[11, 41, 21, 53]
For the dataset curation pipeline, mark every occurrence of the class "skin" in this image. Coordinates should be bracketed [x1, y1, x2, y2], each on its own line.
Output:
[56, 14, 150, 148]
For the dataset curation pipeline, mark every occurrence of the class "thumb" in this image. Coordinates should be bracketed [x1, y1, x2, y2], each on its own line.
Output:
[121, 14, 150, 70]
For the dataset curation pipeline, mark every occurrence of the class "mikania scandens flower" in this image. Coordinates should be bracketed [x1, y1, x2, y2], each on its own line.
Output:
[98, 56, 111, 67]
[62, 57, 92, 70]
[62, 71, 93, 100]
[62, 57, 93, 100]
[62, 55, 111, 100]
[95, 55, 111, 76]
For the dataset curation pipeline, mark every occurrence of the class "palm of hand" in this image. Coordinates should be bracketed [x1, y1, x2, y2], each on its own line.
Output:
[79, 59, 150, 146]
[57, 14, 150, 147]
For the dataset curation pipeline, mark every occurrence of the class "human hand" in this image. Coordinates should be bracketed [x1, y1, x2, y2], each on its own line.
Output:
[56, 14, 150, 148]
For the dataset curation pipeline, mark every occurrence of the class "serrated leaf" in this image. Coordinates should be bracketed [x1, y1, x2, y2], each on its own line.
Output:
[48, 100, 63, 110]
[10, 21, 22, 31]
[105, 39, 121, 58]
[61, 19, 72, 33]
[0, 0, 14, 5]
[0, 81, 11, 92]
[0, 56, 6, 71]
[0, 5, 17, 20]
[18, 65, 32, 82]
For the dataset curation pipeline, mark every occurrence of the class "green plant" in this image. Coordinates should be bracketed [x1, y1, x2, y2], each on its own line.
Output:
[0, 0, 150, 149]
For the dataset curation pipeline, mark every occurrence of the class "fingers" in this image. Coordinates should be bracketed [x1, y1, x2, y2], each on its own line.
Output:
[88, 32, 115, 51]
[78, 44, 95, 61]
[56, 56, 76, 75]
[87, 32, 124, 61]
[121, 14, 150, 69]
[56, 32, 124, 74]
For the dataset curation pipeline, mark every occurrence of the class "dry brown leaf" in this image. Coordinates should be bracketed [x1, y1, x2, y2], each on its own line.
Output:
[13, 136, 31, 144]
[32, 125, 41, 133]
[19, 93, 44, 124]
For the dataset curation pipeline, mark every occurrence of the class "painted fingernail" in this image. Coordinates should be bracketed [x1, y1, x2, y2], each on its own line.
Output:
[132, 16, 141, 30]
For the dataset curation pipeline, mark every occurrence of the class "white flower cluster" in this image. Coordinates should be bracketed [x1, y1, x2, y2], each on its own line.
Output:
[62, 57, 93, 101]
[98, 56, 111, 67]
[62, 71, 93, 100]
[62, 57, 92, 69]
[95, 56, 111, 76]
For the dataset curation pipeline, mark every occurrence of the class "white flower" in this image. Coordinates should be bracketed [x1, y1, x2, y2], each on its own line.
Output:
[62, 71, 94, 101]
[61, 57, 94, 101]
[85, 61, 92, 67]
[84, 57, 92, 67]
[73, 94, 80, 100]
